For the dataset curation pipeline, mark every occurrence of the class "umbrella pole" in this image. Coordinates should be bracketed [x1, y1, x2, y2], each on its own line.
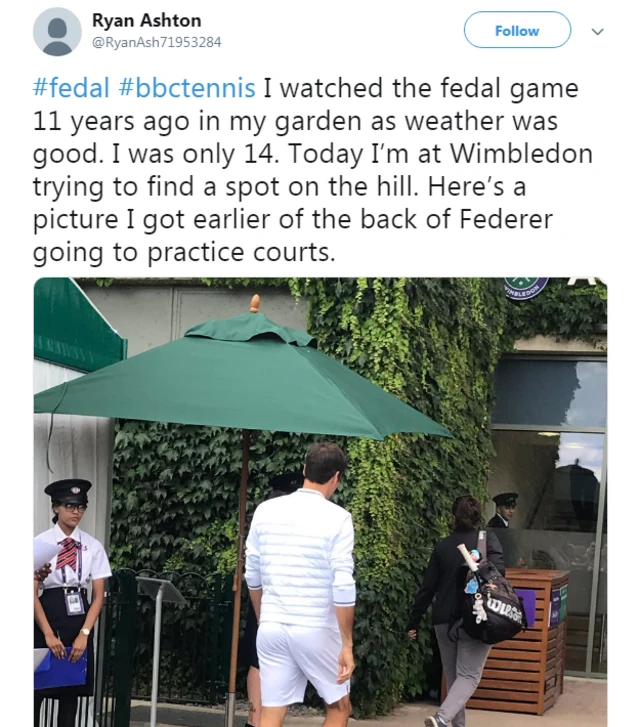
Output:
[225, 428, 250, 727]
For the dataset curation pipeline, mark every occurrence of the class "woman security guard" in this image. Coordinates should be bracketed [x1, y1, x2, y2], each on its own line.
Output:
[34, 479, 112, 727]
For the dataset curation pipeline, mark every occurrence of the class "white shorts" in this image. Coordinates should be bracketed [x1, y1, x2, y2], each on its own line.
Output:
[256, 622, 350, 707]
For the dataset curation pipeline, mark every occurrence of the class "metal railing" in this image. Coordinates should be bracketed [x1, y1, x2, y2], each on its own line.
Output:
[130, 569, 234, 705]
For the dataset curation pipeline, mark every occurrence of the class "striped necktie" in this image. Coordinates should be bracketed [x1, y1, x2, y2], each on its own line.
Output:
[56, 537, 79, 572]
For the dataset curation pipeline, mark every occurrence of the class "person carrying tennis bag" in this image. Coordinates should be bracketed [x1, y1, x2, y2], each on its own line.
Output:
[408, 495, 506, 727]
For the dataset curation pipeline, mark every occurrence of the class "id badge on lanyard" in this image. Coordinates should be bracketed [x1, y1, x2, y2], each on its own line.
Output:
[64, 592, 85, 616]
[62, 544, 86, 617]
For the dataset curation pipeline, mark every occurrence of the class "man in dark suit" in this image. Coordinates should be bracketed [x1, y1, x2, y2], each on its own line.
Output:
[488, 492, 518, 528]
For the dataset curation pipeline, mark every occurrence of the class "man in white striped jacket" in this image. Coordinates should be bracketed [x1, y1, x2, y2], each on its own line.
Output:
[245, 443, 355, 727]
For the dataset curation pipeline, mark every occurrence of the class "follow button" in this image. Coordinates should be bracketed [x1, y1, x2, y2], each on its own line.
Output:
[465, 11, 572, 48]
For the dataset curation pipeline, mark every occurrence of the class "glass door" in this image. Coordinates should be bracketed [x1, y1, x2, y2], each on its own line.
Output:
[487, 430, 605, 674]
[490, 355, 607, 677]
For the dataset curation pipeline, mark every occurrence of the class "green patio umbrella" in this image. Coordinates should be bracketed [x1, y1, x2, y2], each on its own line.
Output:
[34, 295, 451, 723]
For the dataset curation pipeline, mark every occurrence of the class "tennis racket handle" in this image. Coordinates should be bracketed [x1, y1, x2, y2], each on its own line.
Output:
[458, 543, 479, 572]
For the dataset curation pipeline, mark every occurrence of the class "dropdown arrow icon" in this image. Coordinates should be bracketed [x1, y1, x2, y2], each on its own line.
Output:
[592, 28, 604, 35]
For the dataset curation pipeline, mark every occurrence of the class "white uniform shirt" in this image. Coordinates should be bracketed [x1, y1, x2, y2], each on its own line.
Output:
[35, 525, 112, 589]
[245, 488, 356, 629]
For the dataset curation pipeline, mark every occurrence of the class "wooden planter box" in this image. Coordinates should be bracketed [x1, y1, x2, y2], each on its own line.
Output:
[443, 569, 570, 716]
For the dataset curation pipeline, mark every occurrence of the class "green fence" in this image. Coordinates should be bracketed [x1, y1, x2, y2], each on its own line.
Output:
[130, 570, 235, 705]
[37, 569, 234, 727]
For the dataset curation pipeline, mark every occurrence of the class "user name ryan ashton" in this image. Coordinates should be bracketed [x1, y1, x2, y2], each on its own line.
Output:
[93, 13, 202, 31]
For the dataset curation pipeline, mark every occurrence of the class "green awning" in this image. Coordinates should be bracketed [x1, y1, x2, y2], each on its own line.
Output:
[34, 278, 127, 372]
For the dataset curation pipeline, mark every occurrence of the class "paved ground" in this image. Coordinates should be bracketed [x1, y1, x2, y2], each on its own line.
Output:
[130, 677, 606, 726]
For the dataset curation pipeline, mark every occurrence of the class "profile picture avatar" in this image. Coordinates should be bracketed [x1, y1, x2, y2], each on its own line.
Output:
[34, 8, 82, 56]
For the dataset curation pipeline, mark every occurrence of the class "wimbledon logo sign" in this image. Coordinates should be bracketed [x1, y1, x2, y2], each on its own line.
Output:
[504, 278, 549, 300]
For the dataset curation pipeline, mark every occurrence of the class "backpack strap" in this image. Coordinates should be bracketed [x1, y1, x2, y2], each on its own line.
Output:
[477, 530, 488, 563]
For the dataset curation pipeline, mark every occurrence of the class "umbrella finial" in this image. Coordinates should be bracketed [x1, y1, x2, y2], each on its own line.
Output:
[250, 295, 260, 313]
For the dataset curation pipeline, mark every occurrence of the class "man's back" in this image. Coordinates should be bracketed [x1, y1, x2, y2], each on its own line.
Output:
[245, 488, 355, 629]
[244, 444, 355, 718]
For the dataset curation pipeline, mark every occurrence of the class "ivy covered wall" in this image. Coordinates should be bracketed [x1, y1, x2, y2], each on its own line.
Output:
[507, 278, 607, 342]
[107, 277, 606, 716]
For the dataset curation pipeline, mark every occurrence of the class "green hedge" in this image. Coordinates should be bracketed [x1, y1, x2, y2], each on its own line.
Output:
[109, 277, 606, 716]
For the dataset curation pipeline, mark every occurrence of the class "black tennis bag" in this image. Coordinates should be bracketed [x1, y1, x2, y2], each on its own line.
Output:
[459, 532, 527, 645]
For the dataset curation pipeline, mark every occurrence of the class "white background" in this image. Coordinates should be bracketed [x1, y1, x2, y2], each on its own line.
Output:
[0, 0, 636, 719]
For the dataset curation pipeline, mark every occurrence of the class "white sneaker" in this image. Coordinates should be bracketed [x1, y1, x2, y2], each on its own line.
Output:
[425, 718, 438, 727]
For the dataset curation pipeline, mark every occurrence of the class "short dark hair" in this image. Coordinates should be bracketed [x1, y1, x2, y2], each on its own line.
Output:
[452, 495, 482, 532]
[305, 443, 347, 485]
